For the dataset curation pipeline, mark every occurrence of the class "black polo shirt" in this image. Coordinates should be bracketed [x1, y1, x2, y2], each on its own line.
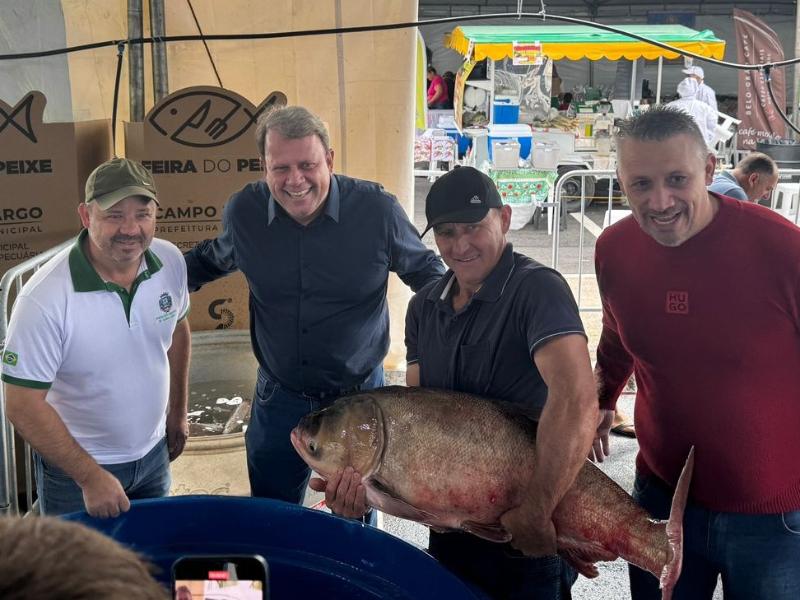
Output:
[405, 243, 585, 417]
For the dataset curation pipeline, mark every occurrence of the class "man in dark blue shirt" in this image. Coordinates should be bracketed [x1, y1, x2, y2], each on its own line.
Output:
[184, 106, 444, 512]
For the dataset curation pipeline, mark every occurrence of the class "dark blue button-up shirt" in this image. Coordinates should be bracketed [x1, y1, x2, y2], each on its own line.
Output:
[185, 175, 444, 393]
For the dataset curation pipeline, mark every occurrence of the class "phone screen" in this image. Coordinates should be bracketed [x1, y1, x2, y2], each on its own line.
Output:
[173, 555, 268, 600]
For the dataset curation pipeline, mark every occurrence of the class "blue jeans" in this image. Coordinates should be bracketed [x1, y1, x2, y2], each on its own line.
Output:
[630, 471, 800, 600]
[34, 437, 171, 516]
[429, 530, 576, 600]
[245, 366, 384, 519]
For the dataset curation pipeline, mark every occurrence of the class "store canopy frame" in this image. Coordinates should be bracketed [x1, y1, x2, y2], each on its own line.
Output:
[445, 24, 726, 62]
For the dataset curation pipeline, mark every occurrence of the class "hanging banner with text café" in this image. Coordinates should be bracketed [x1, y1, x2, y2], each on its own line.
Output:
[125, 86, 287, 331]
[733, 8, 787, 149]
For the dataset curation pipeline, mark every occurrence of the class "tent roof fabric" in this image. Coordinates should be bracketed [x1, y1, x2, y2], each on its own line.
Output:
[446, 25, 726, 61]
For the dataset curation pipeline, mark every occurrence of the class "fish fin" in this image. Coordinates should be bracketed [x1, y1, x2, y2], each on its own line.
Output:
[559, 548, 600, 579]
[557, 542, 617, 579]
[365, 477, 440, 524]
[460, 521, 512, 543]
[660, 446, 695, 599]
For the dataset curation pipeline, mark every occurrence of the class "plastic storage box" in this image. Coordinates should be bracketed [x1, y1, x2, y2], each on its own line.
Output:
[492, 141, 521, 168]
[531, 142, 560, 169]
[488, 124, 532, 160]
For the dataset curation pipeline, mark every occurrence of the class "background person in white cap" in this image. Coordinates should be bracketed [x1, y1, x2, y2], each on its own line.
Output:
[1, 157, 190, 518]
[667, 77, 718, 149]
[682, 65, 717, 112]
[405, 166, 598, 599]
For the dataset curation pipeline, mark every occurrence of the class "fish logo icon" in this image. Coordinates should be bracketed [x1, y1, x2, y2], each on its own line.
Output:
[0, 93, 39, 143]
[148, 88, 287, 148]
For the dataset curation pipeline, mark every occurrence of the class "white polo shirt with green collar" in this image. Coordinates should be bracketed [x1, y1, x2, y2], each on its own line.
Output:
[1, 230, 190, 464]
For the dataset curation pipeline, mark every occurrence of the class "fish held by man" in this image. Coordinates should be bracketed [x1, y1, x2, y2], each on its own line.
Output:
[291, 386, 694, 599]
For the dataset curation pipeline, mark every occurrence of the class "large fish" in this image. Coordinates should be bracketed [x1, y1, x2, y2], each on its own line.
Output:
[291, 386, 693, 600]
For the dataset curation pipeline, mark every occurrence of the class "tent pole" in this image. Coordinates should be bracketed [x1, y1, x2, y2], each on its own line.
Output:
[656, 56, 663, 105]
[127, 0, 144, 122]
[793, 0, 800, 134]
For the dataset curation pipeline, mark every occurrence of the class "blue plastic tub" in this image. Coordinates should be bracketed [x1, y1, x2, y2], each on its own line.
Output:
[66, 496, 485, 599]
[444, 128, 472, 157]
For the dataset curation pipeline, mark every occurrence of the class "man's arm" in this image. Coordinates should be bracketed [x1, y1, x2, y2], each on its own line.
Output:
[388, 200, 445, 291]
[500, 333, 598, 556]
[4, 383, 129, 518]
[183, 198, 239, 291]
[166, 318, 191, 461]
[406, 363, 420, 387]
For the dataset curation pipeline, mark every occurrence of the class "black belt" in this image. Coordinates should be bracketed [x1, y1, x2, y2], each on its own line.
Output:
[299, 384, 364, 401]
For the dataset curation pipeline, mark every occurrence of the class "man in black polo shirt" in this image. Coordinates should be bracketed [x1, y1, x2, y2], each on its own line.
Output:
[405, 167, 598, 599]
[185, 106, 444, 516]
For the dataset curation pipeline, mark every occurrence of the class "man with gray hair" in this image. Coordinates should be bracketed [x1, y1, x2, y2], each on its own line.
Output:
[184, 106, 444, 515]
[708, 152, 779, 202]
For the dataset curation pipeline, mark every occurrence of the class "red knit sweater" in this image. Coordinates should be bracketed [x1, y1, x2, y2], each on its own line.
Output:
[596, 194, 800, 513]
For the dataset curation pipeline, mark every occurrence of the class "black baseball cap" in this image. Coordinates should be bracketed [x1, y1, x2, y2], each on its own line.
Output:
[421, 166, 503, 237]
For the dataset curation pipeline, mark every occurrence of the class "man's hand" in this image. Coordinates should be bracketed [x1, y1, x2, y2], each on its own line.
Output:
[166, 410, 189, 461]
[79, 468, 131, 519]
[499, 507, 558, 556]
[589, 409, 615, 463]
[309, 467, 369, 519]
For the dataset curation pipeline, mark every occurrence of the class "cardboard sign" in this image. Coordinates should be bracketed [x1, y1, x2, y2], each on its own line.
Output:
[512, 41, 543, 66]
[125, 86, 287, 331]
[0, 91, 111, 278]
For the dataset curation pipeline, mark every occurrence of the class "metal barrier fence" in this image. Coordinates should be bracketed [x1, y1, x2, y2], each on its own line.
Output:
[551, 166, 800, 313]
[552, 168, 617, 311]
[0, 238, 75, 516]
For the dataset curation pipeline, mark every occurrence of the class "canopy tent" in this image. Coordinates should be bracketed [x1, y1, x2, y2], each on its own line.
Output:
[446, 24, 726, 62]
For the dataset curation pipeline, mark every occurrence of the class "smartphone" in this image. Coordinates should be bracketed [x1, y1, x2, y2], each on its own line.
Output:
[172, 554, 269, 600]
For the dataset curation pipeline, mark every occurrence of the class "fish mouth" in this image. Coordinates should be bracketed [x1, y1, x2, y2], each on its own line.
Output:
[289, 427, 304, 454]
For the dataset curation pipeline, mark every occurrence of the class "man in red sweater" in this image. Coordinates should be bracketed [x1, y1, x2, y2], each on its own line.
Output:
[593, 106, 800, 599]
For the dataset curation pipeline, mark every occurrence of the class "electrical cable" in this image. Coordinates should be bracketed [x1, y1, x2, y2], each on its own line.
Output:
[2, 10, 800, 73]
[186, 0, 224, 88]
[1, 9, 798, 135]
[764, 66, 800, 136]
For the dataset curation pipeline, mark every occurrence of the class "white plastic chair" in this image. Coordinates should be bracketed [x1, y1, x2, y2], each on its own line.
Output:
[774, 182, 800, 224]
[713, 111, 742, 167]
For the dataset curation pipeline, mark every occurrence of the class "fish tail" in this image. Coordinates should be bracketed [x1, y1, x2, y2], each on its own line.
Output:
[659, 446, 695, 599]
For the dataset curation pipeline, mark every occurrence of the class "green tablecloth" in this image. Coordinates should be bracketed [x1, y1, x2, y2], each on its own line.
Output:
[489, 168, 558, 205]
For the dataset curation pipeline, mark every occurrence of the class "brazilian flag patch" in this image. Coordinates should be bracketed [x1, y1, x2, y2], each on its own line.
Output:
[2, 351, 18, 367]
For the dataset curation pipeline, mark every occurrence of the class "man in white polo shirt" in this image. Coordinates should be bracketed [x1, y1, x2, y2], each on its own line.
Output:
[1, 157, 190, 518]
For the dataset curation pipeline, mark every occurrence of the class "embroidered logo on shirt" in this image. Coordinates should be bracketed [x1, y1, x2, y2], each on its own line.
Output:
[665, 291, 689, 315]
[469, 195, 482, 204]
[2, 351, 18, 366]
[159, 292, 173, 313]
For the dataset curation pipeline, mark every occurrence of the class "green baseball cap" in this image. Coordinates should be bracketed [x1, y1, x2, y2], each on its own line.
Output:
[85, 157, 159, 209]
